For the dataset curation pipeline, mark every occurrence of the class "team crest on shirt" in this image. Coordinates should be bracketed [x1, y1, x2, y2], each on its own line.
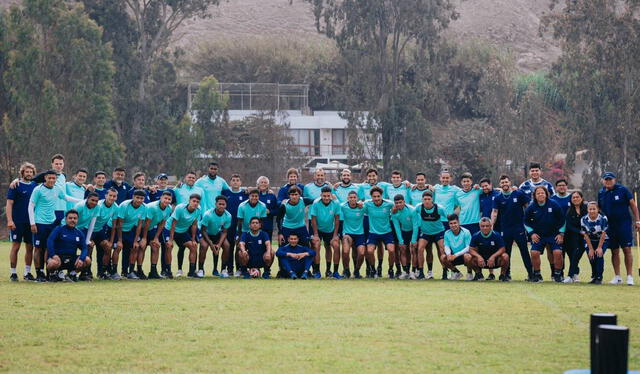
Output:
[513, 198, 517, 202]
[13, 234, 17, 240]
[548, 208, 552, 212]
[35, 240, 40, 245]
[491, 241, 495, 245]
[615, 195, 619, 200]
[267, 199, 271, 203]
[76, 236, 80, 242]
[258, 240, 263, 244]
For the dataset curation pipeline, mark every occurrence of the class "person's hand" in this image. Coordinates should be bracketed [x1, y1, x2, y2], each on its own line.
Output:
[356, 201, 364, 208]
[333, 182, 340, 189]
[278, 234, 285, 245]
[487, 257, 495, 268]
[447, 255, 456, 263]
[511, 186, 518, 192]
[31, 224, 37, 234]
[268, 188, 274, 194]
[138, 238, 147, 250]
[588, 249, 595, 260]
[403, 180, 412, 188]
[391, 206, 398, 214]
[86, 184, 95, 191]
[165, 240, 174, 251]
[635, 222, 640, 231]
[133, 241, 140, 251]
[332, 234, 339, 242]
[148, 185, 158, 194]
[117, 241, 123, 251]
[151, 238, 160, 249]
[88, 241, 95, 250]
[410, 243, 416, 251]
[9, 178, 19, 189]
[555, 234, 563, 245]
[473, 184, 480, 190]
[106, 241, 113, 250]
[75, 258, 84, 269]
[477, 257, 485, 268]
[596, 247, 604, 258]
[7, 220, 16, 231]
[531, 233, 540, 244]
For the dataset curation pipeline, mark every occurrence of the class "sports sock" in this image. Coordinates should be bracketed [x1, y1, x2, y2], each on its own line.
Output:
[151, 264, 157, 273]
[10, 268, 17, 274]
[129, 264, 135, 273]
[213, 254, 219, 272]
[395, 263, 401, 273]
[189, 263, 196, 274]
[24, 265, 31, 275]
[312, 264, 320, 273]
[412, 266, 416, 273]
[326, 261, 331, 273]
[427, 263, 433, 271]
[402, 265, 409, 272]
[177, 246, 185, 270]
[198, 262, 204, 271]
[377, 258, 383, 268]
[137, 264, 143, 273]
[333, 263, 339, 273]
[418, 267, 424, 274]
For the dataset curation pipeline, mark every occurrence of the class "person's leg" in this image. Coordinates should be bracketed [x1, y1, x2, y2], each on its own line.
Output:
[238, 250, 249, 274]
[355, 244, 366, 277]
[187, 241, 198, 277]
[499, 253, 510, 279]
[341, 236, 352, 276]
[330, 237, 340, 275]
[425, 241, 433, 275]
[365, 243, 376, 278]
[417, 239, 427, 278]
[622, 246, 634, 277]
[210, 241, 221, 276]
[530, 246, 542, 281]
[198, 239, 209, 274]
[386, 243, 396, 277]
[515, 232, 533, 280]
[46, 255, 61, 272]
[435, 239, 447, 279]
[9, 240, 20, 280]
[177, 245, 186, 273]
[262, 250, 274, 277]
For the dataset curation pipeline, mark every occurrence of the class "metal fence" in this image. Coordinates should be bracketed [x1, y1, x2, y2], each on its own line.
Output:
[188, 82, 310, 112]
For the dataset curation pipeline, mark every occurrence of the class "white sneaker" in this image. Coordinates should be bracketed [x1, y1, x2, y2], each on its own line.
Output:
[233, 270, 242, 277]
[572, 274, 580, 283]
[451, 272, 463, 280]
[465, 272, 474, 281]
[409, 271, 417, 280]
[562, 276, 573, 283]
[609, 275, 622, 285]
[196, 269, 204, 278]
[426, 271, 434, 280]
[398, 271, 409, 280]
[176, 269, 183, 277]
[220, 269, 230, 278]
[627, 275, 634, 286]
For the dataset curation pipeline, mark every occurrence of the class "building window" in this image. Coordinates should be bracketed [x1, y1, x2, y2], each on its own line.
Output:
[332, 129, 347, 155]
[289, 129, 320, 156]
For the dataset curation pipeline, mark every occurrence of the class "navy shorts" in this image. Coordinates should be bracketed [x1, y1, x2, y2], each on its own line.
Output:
[147, 227, 168, 244]
[585, 239, 609, 252]
[530, 235, 561, 253]
[395, 230, 413, 246]
[315, 230, 335, 244]
[173, 231, 196, 247]
[90, 226, 110, 244]
[481, 255, 505, 269]
[451, 255, 466, 266]
[367, 232, 394, 246]
[607, 223, 633, 250]
[462, 223, 480, 235]
[247, 251, 266, 268]
[55, 254, 81, 271]
[281, 226, 310, 244]
[344, 233, 366, 248]
[419, 231, 444, 243]
[204, 232, 222, 244]
[121, 230, 138, 248]
[33, 223, 56, 248]
[10, 222, 32, 244]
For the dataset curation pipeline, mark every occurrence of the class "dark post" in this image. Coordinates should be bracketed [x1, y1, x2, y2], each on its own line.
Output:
[595, 325, 629, 374]
[591, 313, 617, 373]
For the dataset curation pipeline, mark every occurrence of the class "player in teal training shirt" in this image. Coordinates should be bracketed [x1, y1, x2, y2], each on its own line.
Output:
[309, 187, 342, 279]
[303, 168, 334, 200]
[390, 195, 414, 279]
[199, 195, 232, 278]
[140, 191, 173, 279]
[362, 186, 395, 278]
[340, 191, 366, 278]
[116, 190, 147, 279]
[456, 172, 482, 235]
[441, 214, 472, 280]
[165, 194, 202, 278]
[194, 162, 230, 212]
[334, 169, 360, 203]
[432, 170, 461, 230]
[411, 190, 447, 280]
[237, 189, 268, 234]
[65, 169, 88, 211]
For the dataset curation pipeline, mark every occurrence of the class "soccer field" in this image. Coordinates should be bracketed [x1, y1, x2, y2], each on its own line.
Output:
[0, 241, 638, 373]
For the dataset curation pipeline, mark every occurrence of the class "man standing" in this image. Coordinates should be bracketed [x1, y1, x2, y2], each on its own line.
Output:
[257, 176, 278, 240]
[411, 191, 447, 280]
[86, 171, 108, 200]
[223, 174, 248, 276]
[116, 190, 147, 279]
[95, 188, 120, 280]
[468, 218, 510, 281]
[173, 171, 204, 205]
[149, 173, 176, 204]
[391, 195, 414, 279]
[550, 179, 572, 216]
[28, 170, 80, 282]
[45, 210, 91, 282]
[277, 168, 305, 205]
[199, 196, 232, 278]
[334, 169, 360, 203]
[519, 162, 555, 198]
[6, 162, 37, 281]
[140, 191, 173, 279]
[432, 170, 461, 232]
[276, 233, 316, 279]
[409, 172, 430, 207]
[340, 191, 366, 278]
[195, 162, 230, 212]
[165, 194, 202, 278]
[456, 173, 481, 235]
[104, 167, 131, 204]
[304, 168, 333, 201]
[598, 172, 640, 285]
[309, 187, 342, 278]
[357, 168, 390, 201]
[524, 186, 565, 283]
[491, 175, 533, 281]
[65, 169, 88, 210]
[386, 170, 410, 201]
[127, 172, 150, 203]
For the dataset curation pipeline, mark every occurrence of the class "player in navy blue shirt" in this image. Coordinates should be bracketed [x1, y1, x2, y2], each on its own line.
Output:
[524, 186, 566, 283]
[257, 176, 278, 240]
[45, 209, 91, 282]
[148, 173, 176, 204]
[275, 233, 316, 279]
[238, 218, 273, 279]
[468, 218, 509, 281]
[491, 175, 533, 281]
[550, 179, 571, 216]
[85, 171, 108, 200]
[221, 173, 248, 274]
[277, 168, 305, 205]
[518, 162, 555, 198]
[597, 172, 640, 285]
[479, 178, 499, 223]
[581, 202, 609, 284]
[6, 162, 37, 281]
[127, 172, 151, 203]
[104, 167, 132, 204]
[564, 191, 588, 283]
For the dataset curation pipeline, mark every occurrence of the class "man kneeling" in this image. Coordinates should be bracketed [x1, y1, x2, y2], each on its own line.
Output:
[276, 233, 316, 279]
[238, 217, 273, 279]
[46, 209, 92, 282]
[468, 218, 510, 281]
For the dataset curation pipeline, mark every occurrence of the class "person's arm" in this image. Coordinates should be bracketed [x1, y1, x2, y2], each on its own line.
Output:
[410, 210, 420, 244]
[391, 215, 404, 245]
[108, 218, 117, 247]
[201, 225, 214, 247]
[116, 218, 123, 249]
[133, 220, 144, 249]
[236, 205, 244, 233]
[5, 193, 15, 230]
[169, 220, 177, 242]
[190, 220, 198, 241]
[238, 235, 246, 252]
[28, 201, 37, 230]
[78, 231, 88, 261]
[265, 239, 272, 258]
[332, 213, 340, 239]
[218, 227, 227, 247]
[86, 217, 97, 245]
[154, 220, 167, 242]
[490, 208, 498, 227]
[142, 218, 151, 241]
[468, 245, 484, 266]
[47, 227, 58, 259]
[629, 198, 640, 231]
[276, 204, 286, 232]
[311, 216, 319, 238]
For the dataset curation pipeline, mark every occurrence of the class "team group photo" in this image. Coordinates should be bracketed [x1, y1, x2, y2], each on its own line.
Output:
[1, 0, 639, 372]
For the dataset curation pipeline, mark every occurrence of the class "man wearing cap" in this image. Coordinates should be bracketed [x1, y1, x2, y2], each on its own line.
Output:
[149, 173, 176, 204]
[598, 172, 640, 285]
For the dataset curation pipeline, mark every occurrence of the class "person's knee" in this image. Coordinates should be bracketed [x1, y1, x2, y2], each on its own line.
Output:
[501, 253, 509, 264]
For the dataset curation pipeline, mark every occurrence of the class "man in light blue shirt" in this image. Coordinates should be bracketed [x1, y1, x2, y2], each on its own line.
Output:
[194, 162, 230, 212]
[456, 173, 481, 235]
[303, 168, 334, 200]
[441, 214, 472, 280]
[309, 187, 342, 279]
[432, 170, 461, 231]
[65, 169, 88, 210]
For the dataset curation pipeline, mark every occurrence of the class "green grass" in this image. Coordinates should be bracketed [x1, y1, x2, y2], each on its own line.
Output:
[0, 241, 638, 373]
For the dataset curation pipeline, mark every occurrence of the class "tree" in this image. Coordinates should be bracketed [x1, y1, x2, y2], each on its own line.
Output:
[1, 0, 122, 176]
[191, 75, 228, 153]
[307, 0, 457, 175]
[542, 0, 640, 193]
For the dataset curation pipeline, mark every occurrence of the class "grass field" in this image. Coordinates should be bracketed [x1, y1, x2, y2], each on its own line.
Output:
[0, 241, 638, 373]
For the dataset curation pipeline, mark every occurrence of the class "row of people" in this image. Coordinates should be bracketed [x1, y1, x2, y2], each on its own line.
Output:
[5, 155, 639, 284]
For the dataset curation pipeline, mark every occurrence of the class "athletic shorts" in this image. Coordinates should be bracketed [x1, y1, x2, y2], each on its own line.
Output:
[419, 231, 444, 243]
[204, 232, 222, 244]
[363, 216, 370, 236]
[121, 230, 138, 248]
[247, 251, 266, 268]
[338, 221, 343, 239]
[585, 239, 609, 252]
[450, 255, 466, 266]
[395, 230, 413, 246]
[367, 232, 394, 246]
[344, 233, 366, 248]
[173, 231, 196, 247]
[315, 230, 335, 244]
[530, 235, 562, 253]
[147, 227, 168, 244]
[10, 222, 32, 244]
[462, 223, 480, 235]
[606, 223, 633, 250]
[281, 226, 310, 245]
[90, 226, 110, 244]
[481, 255, 505, 269]
[33, 223, 56, 248]
[55, 254, 81, 271]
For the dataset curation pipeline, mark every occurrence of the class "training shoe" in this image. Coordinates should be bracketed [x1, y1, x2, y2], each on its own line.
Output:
[24, 273, 35, 281]
[136, 270, 147, 280]
[110, 272, 122, 281]
[609, 275, 622, 285]
[388, 269, 395, 279]
[300, 271, 309, 280]
[627, 276, 635, 286]
[313, 272, 321, 279]
[451, 271, 463, 280]
[499, 274, 510, 282]
[409, 271, 417, 280]
[35, 272, 47, 283]
[465, 272, 474, 281]
[220, 269, 230, 278]
[63, 273, 75, 282]
[417, 271, 425, 280]
[376, 265, 383, 278]
[563, 276, 573, 283]
[127, 271, 139, 280]
[343, 269, 351, 279]
[398, 271, 409, 280]
[354, 271, 362, 279]
[332, 271, 344, 280]
[325, 269, 332, 278]
[99, 272, 110, 280]
[165, 271, 174, 279]
[233, 270, 242, 278]
[487, 273, 496, 281]
[289, 271, 298, 280]
[176, 269, 184, 278]
[78, 273, 92, 281]
[212, 270, 220, 277]
[196, 269, 205, 278]
[532, 273, 543, 283]
[262, 271, 271, 279]
[589, 277, 603, 285]
[426, 271, 434, 280]
[572, 274, 580, 283]
[441, 271, 448, 280]
[473, 273, 485, 281]
[148, 271, 161, 280]
[242, 271, 251, 279]
[10, 274, 18, 282]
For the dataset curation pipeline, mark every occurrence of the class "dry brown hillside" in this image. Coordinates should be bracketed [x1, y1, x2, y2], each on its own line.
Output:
[178, 0, 560, 72]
